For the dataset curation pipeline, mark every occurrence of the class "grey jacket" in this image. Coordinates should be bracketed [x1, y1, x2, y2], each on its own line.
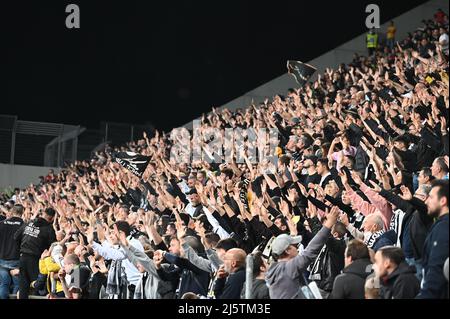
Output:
[122, 245, 161, 299]
[266, 226, 331, 299]
[181, 242, 223, 273]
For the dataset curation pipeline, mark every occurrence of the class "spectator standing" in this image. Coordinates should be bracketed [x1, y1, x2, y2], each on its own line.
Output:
[0, 205, 24, 299]
[266, 207, 340, 299]
[374, 246, 420, 299]
[417, 180, 449, 299]
[366, 28, 378, 56]
[15, 207, 56, 299]
[386, 21, 396, 50]
[329, 239, 372, 299]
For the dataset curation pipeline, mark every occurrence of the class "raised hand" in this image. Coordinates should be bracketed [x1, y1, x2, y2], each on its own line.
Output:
[286, 217, 298, 236]
[368, 180, 382, 193]
[323, 206, 340, 229]
[351, 171, 363, 185]
[298, 183, 308, 197]
[307, 200, 317, 218]
[86, 226, 95, 245]
[339, 212, 349, 227]
[338, 170, 349, 185]
[315, 185, 325, 198]
[287, 188, 297, 203]
[279, 199, 291, 217]
[399, 185, 413, 201]
[175, 220, 186, 239]
[261, 180, 267, 195]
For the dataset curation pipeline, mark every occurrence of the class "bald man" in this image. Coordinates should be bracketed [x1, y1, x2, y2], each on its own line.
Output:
[214, 248, 247, 299]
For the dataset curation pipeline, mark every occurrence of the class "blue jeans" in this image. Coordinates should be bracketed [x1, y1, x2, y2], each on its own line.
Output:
[0, 259, 20, 299]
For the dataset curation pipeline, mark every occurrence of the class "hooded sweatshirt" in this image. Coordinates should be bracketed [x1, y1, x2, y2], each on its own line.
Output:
[266, 226, 331, 299]
[14, 217, 56, 257]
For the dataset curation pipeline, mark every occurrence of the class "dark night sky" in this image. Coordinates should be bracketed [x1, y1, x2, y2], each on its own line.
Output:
[5, 0, 428, 132]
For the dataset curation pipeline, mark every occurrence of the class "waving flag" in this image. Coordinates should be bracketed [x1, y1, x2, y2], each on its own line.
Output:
[112, 151, 151, 178]
[287, 60, 317, 85]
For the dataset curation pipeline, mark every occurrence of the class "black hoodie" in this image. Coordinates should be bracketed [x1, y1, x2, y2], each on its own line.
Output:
[0, 216, 24, 260]
[14, 217, 56, 257]
[380, 262, 420, 299]
[329, 258, 373, 299]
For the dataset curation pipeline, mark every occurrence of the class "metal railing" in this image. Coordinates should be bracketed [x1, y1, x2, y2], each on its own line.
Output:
[0, 114, 84, 167]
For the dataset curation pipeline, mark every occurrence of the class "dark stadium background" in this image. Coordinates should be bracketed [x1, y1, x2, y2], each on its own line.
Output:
[5, 0, 428, 132]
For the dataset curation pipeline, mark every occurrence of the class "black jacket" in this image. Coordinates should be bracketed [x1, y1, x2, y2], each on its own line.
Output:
[379, 190, 431, 260]
[309, 237, 346, 292]
[14, 217, 56, 257]
[329, 258, 373, 299]
[407, 132, 438, 170]
[215, 267, 246, 299]
[380, 262, 420, 299]
[157, 253, 210, 298]
[0, 217, 24, 260]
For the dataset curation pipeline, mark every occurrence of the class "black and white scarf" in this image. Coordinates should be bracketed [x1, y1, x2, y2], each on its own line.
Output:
[364, 230, 385, 249]
[390, 209, 406, 247]
[239, 178, 250, 210]
[106, 259, 128, 299]
[308, 244, 328, 282]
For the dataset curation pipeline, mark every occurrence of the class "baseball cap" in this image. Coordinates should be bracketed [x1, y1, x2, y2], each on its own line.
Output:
[271, 234, 303, 256]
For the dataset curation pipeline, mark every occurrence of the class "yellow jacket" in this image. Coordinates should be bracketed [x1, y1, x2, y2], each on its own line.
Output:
[39, 257, 64, 294]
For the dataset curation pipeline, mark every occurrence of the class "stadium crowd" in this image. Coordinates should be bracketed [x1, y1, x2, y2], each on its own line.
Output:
[0, 12, 449, 299]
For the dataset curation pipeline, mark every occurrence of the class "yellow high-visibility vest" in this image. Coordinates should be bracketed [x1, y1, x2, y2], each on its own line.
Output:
[367, 33, 378, 48]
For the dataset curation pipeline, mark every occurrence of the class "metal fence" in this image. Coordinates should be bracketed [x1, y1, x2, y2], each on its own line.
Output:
[0, 115, 155, 167]
[0, 114, 83, 167]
